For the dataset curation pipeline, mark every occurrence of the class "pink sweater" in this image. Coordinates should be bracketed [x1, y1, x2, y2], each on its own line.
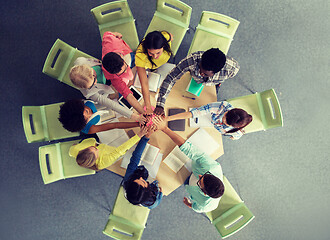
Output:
[102, 32, 133, 98]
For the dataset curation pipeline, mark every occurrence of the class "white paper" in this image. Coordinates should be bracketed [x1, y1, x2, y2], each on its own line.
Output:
[188, 128, 220, 156]
[188, 108, 213, 128]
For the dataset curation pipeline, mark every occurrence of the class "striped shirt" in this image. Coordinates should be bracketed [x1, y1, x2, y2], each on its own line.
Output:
[190, 101, 243, 140]
[156, 51, 240, 107]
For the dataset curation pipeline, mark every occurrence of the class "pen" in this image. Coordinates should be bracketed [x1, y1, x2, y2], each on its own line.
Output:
[182, 95, 196, 100]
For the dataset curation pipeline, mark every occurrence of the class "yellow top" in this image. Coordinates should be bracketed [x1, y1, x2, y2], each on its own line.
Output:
[69, 135, 141, 170]
[135, 31, 172, 70]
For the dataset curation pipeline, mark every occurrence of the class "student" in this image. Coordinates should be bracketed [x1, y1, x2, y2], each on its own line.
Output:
[102, 31, 144, 113]
[69, 32, 144, 115]
[58, 99, 142, 134]
[122, 126, 162, 209]
[153, 116, 224, 213]
[166, 101, 252, 140]
[69, 126, 148, 171]
[154, 48, 240, 115]
[135, 31, 173, 113]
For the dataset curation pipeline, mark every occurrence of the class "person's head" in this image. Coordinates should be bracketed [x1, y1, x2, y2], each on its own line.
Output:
[200, 48, 226, 77]
[69, 65, 96, 89]
[123, 167, 157, 206]
[198, 172, 224, 198]
[76, 146, 99, 170]
[224, 108, 253, 133]
[102, 52, 128, 75]
[58, 99, 91, 132]
[141, 31, 172, 67]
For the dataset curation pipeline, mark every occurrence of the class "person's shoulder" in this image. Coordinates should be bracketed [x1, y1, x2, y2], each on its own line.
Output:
[161, 31, 171, 41]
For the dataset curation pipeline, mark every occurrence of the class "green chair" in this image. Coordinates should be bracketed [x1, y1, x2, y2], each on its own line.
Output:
[22, 102, 79, 143]
[227, 89, 283, 133]
[206, 176, 255, 239]
[103, 186, 150, 240]
[39, 140, 95, 184]
[91, 0, 139, 51]
[42, 39, 98, 89]
[144, 0, 192, 56]
[188, 11, 240, 55]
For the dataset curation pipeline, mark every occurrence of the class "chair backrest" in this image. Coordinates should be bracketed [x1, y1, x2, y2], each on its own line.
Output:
[227, 89, 283, 133]
[90, 0, 139, 51]
[103, 186, 150, 240]
[39, 140, 95, 184]
[22, 102, 79, 143]
[206, 176, 254, 239]
[258, 89, 283, 129]
[144, 0, 192, 56]
[188, 11, 240, 55]
[42, 39, 98, 89]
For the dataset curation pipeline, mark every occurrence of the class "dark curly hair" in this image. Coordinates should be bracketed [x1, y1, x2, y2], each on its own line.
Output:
[225, 108, 253, 133]
[140, 31, 172, 69]
[102, 52, 125, 74]
[203, 174, 224, 198]
[201, 48, 226, 73]
[58, 99, 86, 132]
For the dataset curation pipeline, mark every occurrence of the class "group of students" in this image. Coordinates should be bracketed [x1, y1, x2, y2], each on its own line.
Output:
[58, 30, 253, 212]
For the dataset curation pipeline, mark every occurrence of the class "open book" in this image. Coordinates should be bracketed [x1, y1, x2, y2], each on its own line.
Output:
[134, 72, 161, 92]
[120, 145, 163, 179]
[163, 145, 192, 173]
[120, 143, 160, 166]
[188, 108, 213, 128]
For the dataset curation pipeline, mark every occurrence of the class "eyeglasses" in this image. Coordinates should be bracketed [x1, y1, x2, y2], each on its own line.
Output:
[197, 171, 212, 192]
[88, 75, 97, 89]
[116, 62, 128, 77]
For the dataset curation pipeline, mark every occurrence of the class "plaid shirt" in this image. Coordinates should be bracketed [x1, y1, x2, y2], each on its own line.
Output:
[190, 101, 244, 140]
[156, 51, 240, 107]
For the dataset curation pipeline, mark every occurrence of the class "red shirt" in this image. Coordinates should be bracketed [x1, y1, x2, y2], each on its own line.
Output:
[102, 32, 133, 98]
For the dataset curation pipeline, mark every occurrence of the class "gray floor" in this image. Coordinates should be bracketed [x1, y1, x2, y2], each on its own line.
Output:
[1, 0, 329, 239]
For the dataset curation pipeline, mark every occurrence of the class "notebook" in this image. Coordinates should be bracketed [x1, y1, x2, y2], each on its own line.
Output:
[168, 108, 186, 131]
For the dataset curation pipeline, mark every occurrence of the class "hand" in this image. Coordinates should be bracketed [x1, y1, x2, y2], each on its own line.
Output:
[108, 92, 119, 100]
[137, 126, 148, 138]
[113, 32, 122, 39]
[183, 197, 192, 208]
[154, 106, 165, 116]
[153, 116, 167, 131]
[144, 106, 154, 115]
[145, 125, 156, 138]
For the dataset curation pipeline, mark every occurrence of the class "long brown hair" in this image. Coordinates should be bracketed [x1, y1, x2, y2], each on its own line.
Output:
[139, 31, 172, 69]
[225, 108, 252, 133]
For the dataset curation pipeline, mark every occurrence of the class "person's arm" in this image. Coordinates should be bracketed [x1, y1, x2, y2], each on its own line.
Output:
[153, 116, 186, 147]
[183, 197, 192, 208]
[123, 135, 150, 181]
[88, 121, 139, 134]
[126, 93, 144, 114]
[97, 135, 141, 170]
[166, 111, 192, 122]
[83, 89, 134, 118]
[97, 128, 147, 169]
[156, 56, 192, 108]
[136, 66, 153, 113]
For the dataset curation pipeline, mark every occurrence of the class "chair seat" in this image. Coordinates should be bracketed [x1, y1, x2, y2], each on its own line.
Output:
[39, 140, 95, 184]
[188, 28, 233, 55]
[146, 16, 188, 56]
[112, 187, 150, 226]
[228, 94, 265, 133]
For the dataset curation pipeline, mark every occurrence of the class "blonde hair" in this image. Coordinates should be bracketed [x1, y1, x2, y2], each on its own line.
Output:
[76, 147, 98, 170]
[69, 64, 94, 89]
